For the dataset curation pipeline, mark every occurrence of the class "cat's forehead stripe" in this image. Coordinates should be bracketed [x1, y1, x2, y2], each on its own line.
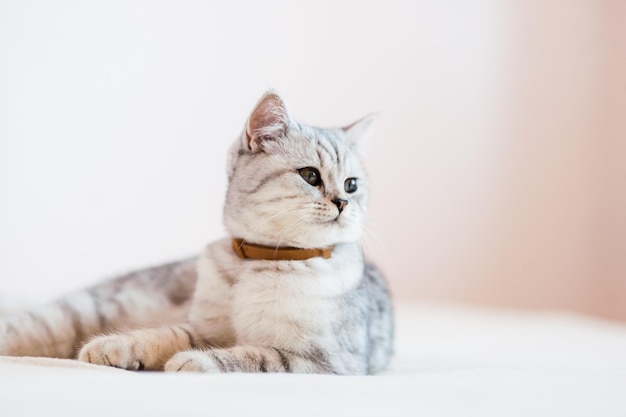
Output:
[315, 137, 336, 168]
[316, 130, 344, 168]
[328, 136, 341, 166]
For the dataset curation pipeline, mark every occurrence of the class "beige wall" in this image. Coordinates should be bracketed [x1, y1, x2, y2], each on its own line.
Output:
[373, 1, 626, 321]
[1, 1, 624, 321]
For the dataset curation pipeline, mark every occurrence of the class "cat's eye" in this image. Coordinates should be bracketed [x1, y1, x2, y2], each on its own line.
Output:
[344, 178, 358, 193]
[298, 167, 322, 187]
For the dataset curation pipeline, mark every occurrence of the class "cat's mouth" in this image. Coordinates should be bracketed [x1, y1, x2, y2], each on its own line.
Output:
[316, 214, 345, 226]
[314, 208, 346, 225]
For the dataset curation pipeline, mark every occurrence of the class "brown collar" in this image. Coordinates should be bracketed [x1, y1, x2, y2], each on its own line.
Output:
[232, 238, 334, 261]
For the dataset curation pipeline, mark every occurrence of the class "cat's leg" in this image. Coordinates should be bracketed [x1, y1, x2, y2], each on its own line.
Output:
[164, 345, 342, 374]
[78, 323, 199, 370]
[0, 257, 197, 359]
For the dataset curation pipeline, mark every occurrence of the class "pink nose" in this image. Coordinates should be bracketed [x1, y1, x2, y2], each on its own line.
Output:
[332, 198, 348, 213]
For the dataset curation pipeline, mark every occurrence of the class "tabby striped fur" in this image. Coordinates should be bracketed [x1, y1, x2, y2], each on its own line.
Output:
[0, 92, 394, 375]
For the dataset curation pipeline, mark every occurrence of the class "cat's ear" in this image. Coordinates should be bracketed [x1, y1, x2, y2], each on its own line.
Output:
[342, 113, 378, 150]
[245, 91, 292, 152]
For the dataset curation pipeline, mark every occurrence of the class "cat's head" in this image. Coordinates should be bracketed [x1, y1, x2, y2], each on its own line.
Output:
[223, 91, 375, 249]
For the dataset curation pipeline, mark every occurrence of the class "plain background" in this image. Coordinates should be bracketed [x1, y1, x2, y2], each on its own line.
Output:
[1, 1, 625, 320]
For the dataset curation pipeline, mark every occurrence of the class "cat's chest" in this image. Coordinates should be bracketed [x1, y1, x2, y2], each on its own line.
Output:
[230, 253, 362, 348]
[194, 240, 364, 349]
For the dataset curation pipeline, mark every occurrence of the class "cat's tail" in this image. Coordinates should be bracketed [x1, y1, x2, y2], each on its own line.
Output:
[0, 296, 29, 319]
[0, 257, 197, 359]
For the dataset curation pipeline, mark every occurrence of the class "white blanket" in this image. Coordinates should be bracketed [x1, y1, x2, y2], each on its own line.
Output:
[2, 303, 625, 417]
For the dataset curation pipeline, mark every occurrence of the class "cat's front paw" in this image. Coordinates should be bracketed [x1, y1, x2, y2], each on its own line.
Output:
[164, 350, 221, 373]
[78, 334, 146, 370]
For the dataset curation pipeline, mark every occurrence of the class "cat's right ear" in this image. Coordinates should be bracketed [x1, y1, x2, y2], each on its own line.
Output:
[342, 113, 378, 148]
[245, 91, 291, 152]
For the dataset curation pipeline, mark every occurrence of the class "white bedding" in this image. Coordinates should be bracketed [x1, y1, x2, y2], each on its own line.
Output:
[2, 303, 625, 417]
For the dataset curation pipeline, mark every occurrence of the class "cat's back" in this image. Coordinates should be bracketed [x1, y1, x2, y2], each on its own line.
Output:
[362, 259, 394, 373]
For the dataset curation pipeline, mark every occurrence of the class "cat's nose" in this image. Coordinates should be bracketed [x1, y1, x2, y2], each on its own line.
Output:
[331, 198, 348, 213]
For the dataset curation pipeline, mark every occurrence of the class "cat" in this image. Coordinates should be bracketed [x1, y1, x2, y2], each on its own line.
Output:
[0, 92, 394, 375]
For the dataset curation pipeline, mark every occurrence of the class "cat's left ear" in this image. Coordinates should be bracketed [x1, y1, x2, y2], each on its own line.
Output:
[342, 113, 378, 150]
[245, 91, 292, 152]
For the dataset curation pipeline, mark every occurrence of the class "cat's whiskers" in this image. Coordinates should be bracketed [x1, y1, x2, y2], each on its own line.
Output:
[361, 223, 394, 269]
[249, 205, 307, 233]
[273, 215, 311, 250]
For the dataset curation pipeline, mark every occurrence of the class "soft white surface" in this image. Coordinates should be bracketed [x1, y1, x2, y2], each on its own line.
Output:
[1, 303, 626, 416]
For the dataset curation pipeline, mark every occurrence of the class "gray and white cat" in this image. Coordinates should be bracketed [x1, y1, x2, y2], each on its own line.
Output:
[0, 92, 394, 375]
